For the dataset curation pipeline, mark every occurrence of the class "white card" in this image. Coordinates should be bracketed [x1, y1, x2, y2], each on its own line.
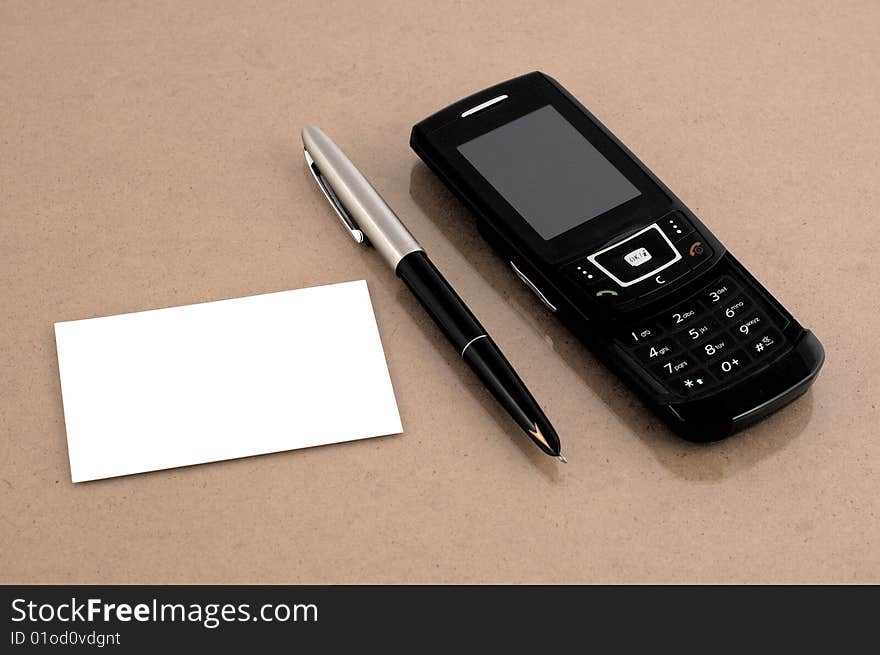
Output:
[54, 280, 402, 482]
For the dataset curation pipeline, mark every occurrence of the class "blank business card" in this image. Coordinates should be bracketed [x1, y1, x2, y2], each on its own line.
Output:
[54, 280, 402, 482]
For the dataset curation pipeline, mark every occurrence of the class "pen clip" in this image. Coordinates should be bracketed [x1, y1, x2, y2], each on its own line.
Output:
[304, 148, 365, 244]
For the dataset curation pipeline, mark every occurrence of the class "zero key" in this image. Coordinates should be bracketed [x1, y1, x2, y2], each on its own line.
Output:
[709, 349, 749, 380]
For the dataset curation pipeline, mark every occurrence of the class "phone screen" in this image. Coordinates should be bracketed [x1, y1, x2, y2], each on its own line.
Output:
[458, 105, 640, 240]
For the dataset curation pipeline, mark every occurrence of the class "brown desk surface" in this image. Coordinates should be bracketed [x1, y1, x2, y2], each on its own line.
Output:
[2, 1, 878, 584]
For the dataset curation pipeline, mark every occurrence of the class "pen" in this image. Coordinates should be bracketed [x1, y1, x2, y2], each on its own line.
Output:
[302, 126, 565, 462]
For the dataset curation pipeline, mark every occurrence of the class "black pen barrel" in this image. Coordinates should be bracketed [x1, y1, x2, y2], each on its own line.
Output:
[396, 251, 561, 456]
[395, 251, 485, 352]
[462, 337, 561, 456]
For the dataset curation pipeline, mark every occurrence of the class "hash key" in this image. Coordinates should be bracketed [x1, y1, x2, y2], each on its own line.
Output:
[749, 328, 785, 359]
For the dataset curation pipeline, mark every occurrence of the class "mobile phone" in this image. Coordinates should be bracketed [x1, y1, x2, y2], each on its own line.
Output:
[410, 72, 824, 441]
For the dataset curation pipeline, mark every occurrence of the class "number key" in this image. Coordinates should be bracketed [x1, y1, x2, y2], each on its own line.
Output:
[658, 304, 701, 330]
[675, 315, 721, 346]
[650, 354, 696, 380]
[732, 311, 768, 339]
[716, 294, 752, 323]
[700, 277, 737, 305]
[634, 339, 680, 364]
[692, 333, 735, 363]
[619, 322, 661, 346]
[709, 349, 750, 380]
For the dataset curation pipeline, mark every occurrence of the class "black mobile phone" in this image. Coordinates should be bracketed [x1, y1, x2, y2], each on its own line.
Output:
[410, 72, 824, 441]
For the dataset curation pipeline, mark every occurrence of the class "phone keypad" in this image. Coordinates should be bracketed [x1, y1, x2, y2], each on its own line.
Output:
[618, 275, 788, 396]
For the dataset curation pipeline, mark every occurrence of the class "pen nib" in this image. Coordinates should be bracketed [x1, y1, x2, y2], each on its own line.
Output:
[557, 454, 568, 464]
[528, 422, 551, 450]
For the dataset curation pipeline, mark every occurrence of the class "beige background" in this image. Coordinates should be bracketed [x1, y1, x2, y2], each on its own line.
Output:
[2, 1, 878, 583]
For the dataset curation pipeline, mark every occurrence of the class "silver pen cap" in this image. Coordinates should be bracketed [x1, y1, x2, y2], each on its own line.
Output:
[302, 126, 423, 270]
